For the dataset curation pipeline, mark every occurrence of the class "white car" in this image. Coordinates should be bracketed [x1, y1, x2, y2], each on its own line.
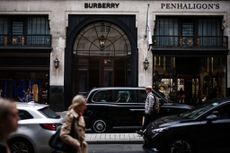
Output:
[9, 102, 63, 153]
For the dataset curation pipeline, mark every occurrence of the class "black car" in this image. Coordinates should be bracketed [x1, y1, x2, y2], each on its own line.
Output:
[84, 87, 193, 133]
[143, 98, 230, 153]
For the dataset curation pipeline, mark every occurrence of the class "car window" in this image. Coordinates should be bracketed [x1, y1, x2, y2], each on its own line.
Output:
[181, 102, 220, 119]
[92, 89, 146, 103]
[92, 90, 115, 102]
[18, 110, 33, 120]
[115, 90, 136, 103]
[39, 107, 60, 119]
[153, 91, 167, 103]
[137, 90, 146, 103]
[209, 104, 230, 119]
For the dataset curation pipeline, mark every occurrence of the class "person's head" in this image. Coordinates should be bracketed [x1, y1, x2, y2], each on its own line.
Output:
[145, 86, 153, 94]
[0, 98, 19, 139]
[69, 95, 87, 114]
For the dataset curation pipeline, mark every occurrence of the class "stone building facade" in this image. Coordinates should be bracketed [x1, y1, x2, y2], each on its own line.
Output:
[0, 0, 229, 110]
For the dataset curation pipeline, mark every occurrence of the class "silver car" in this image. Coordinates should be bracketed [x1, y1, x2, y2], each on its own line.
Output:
[9, 102, 62, 153]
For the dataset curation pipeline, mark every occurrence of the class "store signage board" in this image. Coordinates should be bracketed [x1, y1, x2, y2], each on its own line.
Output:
[84, 3, 120, 9]
[161, 2, 220, 10]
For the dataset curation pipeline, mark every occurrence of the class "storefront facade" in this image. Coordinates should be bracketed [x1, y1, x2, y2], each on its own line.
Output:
[0, 0, 229, 110]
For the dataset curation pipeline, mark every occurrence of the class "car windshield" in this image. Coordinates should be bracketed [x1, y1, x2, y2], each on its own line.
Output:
[153, 90, 168, 102]
[180, 101, 220, 119]
[39, 107, 60, 119]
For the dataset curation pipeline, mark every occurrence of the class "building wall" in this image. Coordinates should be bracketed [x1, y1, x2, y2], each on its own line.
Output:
[0, 0, 229, 110]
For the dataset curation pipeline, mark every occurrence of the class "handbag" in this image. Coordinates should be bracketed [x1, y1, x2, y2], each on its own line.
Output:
[49, 118, 76, 152]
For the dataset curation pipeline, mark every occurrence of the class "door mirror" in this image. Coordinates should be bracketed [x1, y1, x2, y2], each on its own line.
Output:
[206, 114, 218, 122]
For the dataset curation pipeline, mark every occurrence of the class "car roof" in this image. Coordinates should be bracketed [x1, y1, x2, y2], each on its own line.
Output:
[16, 102, 48, 110]
[90, 87, 145, 90]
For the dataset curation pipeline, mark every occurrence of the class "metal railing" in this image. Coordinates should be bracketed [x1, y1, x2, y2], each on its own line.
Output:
[0, 34, 52, 47]
[153, 36, 228, 48]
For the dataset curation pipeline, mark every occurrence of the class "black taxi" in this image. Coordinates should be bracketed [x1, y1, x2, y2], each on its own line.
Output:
[84, 87, 193, 133]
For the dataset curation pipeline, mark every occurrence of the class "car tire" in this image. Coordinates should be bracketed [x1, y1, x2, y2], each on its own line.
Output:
[9, 138, 34, 153]
[91, 119, 109, 133]
[168, 138, 193, 153]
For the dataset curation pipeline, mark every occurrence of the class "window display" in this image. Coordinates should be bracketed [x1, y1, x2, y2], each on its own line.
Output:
[153, 56, 226, 105]
[0, 72, 49, 103]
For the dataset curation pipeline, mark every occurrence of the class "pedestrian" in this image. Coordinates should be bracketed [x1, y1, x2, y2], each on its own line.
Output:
[0, 98, 19, 153]
[137, 86, 157, 135]
[177, 88, 186, 103]
[60, 95, 88, 153]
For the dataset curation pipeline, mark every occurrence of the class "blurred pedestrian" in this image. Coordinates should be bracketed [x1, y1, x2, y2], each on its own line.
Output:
[177, 88, 186, 103]
[0, 98, 19, 153]
[60, 95, 88, 153]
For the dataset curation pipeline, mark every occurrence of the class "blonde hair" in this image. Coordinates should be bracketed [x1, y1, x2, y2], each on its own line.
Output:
[0, 98, 13, 122]
[68, 95, 86, 110]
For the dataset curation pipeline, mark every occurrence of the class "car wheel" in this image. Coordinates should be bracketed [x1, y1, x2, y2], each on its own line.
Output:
[169, 139, 192, 153]
[92, 119, 109, 133]
[9, 138, 34, 153]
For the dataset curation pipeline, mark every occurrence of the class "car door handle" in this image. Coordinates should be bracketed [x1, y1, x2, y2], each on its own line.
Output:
[129, 109, 144, 111]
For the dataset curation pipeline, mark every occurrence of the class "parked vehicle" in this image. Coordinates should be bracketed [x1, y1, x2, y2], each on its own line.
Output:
[9, 102, 62, 153]
[84, 87, 193, 133]
[143, 97, 230, 153]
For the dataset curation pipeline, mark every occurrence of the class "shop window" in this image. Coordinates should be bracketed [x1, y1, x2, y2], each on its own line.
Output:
[154, 16, 224, 48]
[155, 18, 178, 47]
[12, 21, 24, 45]
[153, 56, 226, 105]
[182, 22, 194, 47]
[0, 18, 8, 46]
[0, 73, 49, 103]
[27, 16, 50, 45]
[0, 16, 50, 46]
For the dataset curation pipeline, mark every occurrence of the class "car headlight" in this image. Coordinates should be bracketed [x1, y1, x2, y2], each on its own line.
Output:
[151, 127, 167, 138]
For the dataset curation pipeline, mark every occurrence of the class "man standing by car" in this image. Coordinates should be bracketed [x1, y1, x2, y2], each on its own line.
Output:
[138, 86, 156, 135]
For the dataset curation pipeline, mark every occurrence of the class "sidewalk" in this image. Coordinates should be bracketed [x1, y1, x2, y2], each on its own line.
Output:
[85, 133, 143, 144]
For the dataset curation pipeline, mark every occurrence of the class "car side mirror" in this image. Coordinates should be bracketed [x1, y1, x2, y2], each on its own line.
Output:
[206, 114, 218, 122]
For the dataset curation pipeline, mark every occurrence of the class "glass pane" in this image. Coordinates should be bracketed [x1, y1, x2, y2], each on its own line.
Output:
[12, 21, 23, 35]
[182, 23, 193, 36]
[153, 56, 226, 105]
[74, 22, 131, 57]
[0, 18, 8, 45]
[137, 90, 146, 103]
[115, 90, 131, 103]
[198, 18, 222, 47]
[0, 18, 7, 34]
[19, 110, 33, 120]
[39, 107, 60, 119]
[156, 18, 178, 47]
[92, 90, 114, 102]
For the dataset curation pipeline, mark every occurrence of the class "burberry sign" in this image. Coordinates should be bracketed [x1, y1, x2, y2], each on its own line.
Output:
[84, 3, 120, 9]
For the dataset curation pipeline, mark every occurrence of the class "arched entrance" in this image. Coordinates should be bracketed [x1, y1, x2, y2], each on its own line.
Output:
[72, 22, 132, 95]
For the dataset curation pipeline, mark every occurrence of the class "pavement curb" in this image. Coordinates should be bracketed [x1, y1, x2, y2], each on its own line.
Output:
[87, 140, 143, 144]
[85, 133, 144, 144]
